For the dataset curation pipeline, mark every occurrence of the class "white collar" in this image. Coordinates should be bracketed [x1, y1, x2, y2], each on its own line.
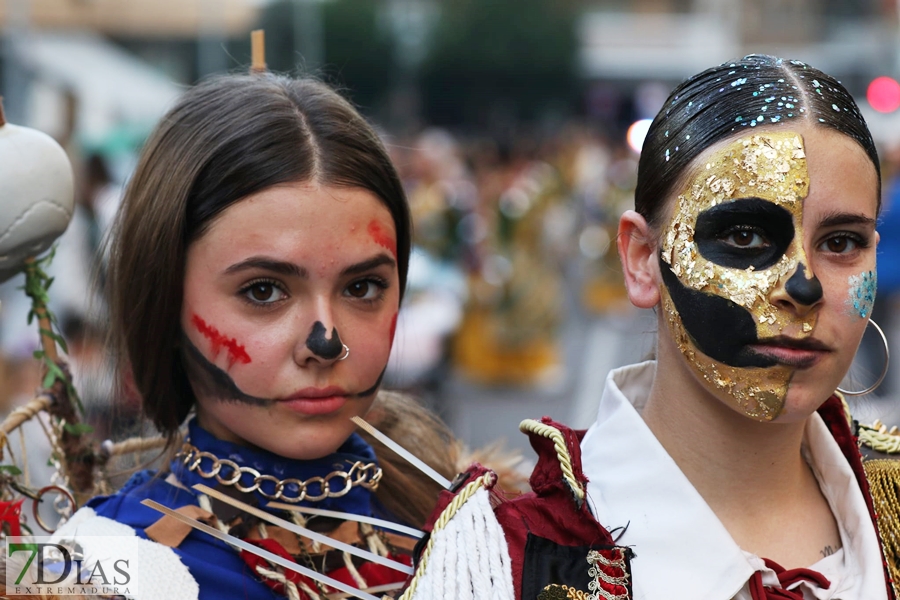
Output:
[580, 361, 886, 600]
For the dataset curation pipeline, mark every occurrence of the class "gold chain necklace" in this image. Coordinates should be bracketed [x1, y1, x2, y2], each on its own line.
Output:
[174, 443, 382, 503]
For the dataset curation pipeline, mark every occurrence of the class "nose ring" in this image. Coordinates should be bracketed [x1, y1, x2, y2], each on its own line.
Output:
[337, 344, 350, 361]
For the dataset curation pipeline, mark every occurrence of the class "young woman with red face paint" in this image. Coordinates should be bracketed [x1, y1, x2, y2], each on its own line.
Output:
[397, 55, 900, 600]
[47, 74, 461, 600]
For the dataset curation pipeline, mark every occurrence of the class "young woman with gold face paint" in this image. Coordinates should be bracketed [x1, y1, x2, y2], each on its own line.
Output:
[607, 56, 886, 599]
[402, 55, 899, 600]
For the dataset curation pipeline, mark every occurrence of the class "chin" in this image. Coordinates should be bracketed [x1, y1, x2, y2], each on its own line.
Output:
[260, 430, 353, 461]
[769, 385, 837, 423]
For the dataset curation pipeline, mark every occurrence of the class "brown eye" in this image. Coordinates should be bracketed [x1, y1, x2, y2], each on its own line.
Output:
[722, 227, 767, 249]
[732, 231, 754, 246]
[819, 234, 863, 254]
[344, 278, 388, 302]
[241, 281, 286, 304]
[251, 283, 274, 301]
[826, 237, 848, 253]
[347, 281, 370, 298]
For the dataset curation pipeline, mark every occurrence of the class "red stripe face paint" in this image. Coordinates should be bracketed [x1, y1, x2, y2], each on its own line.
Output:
[191, 314, 252, 368]
[367, 220, 397, 258]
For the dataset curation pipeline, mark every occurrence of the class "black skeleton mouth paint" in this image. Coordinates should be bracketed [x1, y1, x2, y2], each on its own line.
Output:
[659, 257, 778, 369]
[306, 321, 344, 360]
[182, 335, 384, 407]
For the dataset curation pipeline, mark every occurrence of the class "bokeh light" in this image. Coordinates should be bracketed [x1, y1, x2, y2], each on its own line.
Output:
[626, 118, 653, 153]
[867, 76, 900, 113]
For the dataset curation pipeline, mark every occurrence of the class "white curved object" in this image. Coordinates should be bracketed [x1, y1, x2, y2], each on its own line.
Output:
[0, 121, 75, 283]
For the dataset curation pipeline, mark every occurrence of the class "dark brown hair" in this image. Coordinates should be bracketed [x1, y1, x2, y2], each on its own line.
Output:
[108, 74, 411, 438]
[635, 54, 880, 231]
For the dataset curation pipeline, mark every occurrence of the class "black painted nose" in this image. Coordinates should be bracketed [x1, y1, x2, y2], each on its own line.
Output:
[306, 321, 344, 359]
[785, 263, 823, 306]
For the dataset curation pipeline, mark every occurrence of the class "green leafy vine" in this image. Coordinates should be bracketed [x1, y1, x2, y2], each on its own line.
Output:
[22, 247, 84, 415]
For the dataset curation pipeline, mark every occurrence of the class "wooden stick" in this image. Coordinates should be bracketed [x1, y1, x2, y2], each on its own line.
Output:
[141, 499, 381, 600]
[193, 484, 413, 575]
[100, 435, 169, 459]
[326, 582, 405, 599]
[351, 416, 452, 489]
[251, 29, 266, 73]
[265, 503, 425, 539]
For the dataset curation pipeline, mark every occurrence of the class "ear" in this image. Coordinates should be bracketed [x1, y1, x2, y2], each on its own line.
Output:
[617, 210, 661, 309]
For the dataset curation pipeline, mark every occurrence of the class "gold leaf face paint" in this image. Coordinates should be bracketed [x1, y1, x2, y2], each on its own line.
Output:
[658, 132, 817, 420]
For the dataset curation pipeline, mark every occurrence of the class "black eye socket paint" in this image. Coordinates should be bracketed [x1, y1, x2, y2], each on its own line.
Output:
[182, 335, 385, 406]
[659, 257, 777, 368]
[306, 321, 344, 359]
[784, 263, 823, 306]
[694, 198, 794, 270]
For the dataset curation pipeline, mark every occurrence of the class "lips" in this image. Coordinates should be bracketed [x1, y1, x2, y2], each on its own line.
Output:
[748, 336, 832, 368]
[281, 386, 348, 401]
[278, 387, 349, 415]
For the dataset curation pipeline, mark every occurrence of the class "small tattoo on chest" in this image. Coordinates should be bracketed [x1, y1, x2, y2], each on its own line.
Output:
[820, 545, 837, 558]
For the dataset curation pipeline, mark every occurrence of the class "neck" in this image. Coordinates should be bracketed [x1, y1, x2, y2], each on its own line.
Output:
[641, 329, 813, 522]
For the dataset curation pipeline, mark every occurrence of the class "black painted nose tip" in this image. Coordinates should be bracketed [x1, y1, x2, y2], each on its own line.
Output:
[306, 321, 344, 359]
[785, 264, 823, 306]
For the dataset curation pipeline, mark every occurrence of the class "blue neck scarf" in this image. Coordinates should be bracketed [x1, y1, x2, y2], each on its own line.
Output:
[172, 418, 379, 516]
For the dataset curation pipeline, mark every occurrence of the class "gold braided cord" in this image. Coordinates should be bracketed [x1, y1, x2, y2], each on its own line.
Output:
[836, 391, 852, 425]
[518, 419, 585, 502]
[863, 459, 900, 598]
[398, 472, 495, 600]
[861, 429, 900, 454]
[836, 390, 900, 455]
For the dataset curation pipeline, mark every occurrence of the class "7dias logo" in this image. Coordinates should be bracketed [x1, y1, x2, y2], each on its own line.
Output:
[5, 536, 139, 596]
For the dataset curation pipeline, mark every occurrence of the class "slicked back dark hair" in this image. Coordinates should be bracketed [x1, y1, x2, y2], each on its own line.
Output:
[635, 54, 880, 231]
[108, 74, 411, 437]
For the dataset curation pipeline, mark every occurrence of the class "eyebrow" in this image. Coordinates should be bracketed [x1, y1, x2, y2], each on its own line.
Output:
[223, 254, 396, 279]
[224, 257, 308, 278]
[341, 255, 396, 277]
[816, 212, 876, 229]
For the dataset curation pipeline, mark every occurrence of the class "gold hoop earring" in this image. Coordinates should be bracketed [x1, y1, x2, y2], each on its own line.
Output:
[837, 319, 890, 396]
